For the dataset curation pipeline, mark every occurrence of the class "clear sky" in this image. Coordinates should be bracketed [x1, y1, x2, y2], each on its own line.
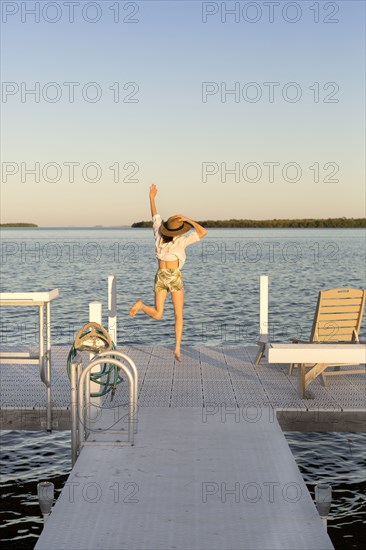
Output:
[1, 0, 365, 226]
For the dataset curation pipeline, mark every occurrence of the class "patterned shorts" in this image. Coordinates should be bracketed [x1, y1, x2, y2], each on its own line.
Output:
[154, 269, 184, 293]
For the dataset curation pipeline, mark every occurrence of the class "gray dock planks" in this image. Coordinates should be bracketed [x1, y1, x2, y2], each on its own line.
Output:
[35, 407, 334, 550]
[1, 344, 365, 431]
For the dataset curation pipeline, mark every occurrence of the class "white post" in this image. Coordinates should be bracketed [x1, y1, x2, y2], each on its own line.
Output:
[259, 274, 268, 341]
[89, 301, 102, 325]
[254, 274, 269, 366]
[108, 275, 117, 346]
[88, 301, 102, 411]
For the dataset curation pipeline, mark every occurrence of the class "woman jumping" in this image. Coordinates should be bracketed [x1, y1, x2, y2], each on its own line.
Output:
[129, 183, 208, 362]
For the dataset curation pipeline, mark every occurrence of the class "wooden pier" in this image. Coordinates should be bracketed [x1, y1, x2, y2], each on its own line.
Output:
[2, 344, 365, 549]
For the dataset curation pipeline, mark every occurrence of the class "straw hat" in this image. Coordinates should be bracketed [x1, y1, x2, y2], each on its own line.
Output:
[160, 215, 193, 237]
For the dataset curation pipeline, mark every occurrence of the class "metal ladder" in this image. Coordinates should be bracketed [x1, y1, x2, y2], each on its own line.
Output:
[69, 351, 138, 465]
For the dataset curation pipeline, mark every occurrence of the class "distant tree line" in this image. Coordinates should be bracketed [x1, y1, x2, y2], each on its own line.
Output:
[132, 218, 365, 229]
[0, 223, 38, 227]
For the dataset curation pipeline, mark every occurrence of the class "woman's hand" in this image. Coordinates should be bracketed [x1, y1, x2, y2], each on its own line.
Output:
[176, 215, 195, 227]
[175, 214, 207, 239]
[175, 214, 190, 223]
[150, 183, 157, 198]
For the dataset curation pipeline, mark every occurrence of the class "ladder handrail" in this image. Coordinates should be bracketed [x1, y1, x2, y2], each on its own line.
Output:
[93, 350, 138, 432]
[78, 358, 136, 449]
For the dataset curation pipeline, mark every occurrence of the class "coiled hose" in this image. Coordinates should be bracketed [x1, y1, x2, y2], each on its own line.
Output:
[66, 322, 124, 398]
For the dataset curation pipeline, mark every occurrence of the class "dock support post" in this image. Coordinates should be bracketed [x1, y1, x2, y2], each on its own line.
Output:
[70, 357, 81, 466]
[255, 274, 269, 366]
[39, 304, 52, 431]
[89, 301, 102, 326]
[108, 275, 117, 346]
[88, 302, 103, 430]
[45, 302, 52, 432]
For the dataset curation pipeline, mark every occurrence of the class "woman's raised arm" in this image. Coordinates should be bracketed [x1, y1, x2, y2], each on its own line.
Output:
[150, 183, 158, 217]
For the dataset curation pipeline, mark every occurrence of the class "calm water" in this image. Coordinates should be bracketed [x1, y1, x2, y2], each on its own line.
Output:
[1, 227, 365, 548]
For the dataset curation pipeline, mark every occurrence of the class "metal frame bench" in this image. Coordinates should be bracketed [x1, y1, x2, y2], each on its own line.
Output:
[268, 343, 366, 398]
[0, 289, 59, 430]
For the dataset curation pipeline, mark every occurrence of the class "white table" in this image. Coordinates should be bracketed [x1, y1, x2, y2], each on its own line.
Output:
[0, 289, 59, 430]
[268, 343, 366, 398]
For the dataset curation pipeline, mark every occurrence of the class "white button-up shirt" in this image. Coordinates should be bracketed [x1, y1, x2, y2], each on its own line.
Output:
[152, 214, 200, 269]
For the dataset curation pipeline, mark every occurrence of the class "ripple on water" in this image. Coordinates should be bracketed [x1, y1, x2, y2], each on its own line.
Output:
[285, 432, 366, 549]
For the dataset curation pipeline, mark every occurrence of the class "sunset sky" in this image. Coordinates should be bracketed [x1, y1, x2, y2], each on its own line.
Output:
[1, 0, 365, 226]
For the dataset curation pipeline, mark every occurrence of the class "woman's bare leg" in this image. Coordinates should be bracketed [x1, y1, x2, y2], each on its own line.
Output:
[130, 291, 167, 319]
[171, 289, 184, 362]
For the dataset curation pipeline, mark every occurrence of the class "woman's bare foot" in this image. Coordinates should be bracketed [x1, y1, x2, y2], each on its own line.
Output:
[130, 299, 142, 317]
[174, 350, 181, 362]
